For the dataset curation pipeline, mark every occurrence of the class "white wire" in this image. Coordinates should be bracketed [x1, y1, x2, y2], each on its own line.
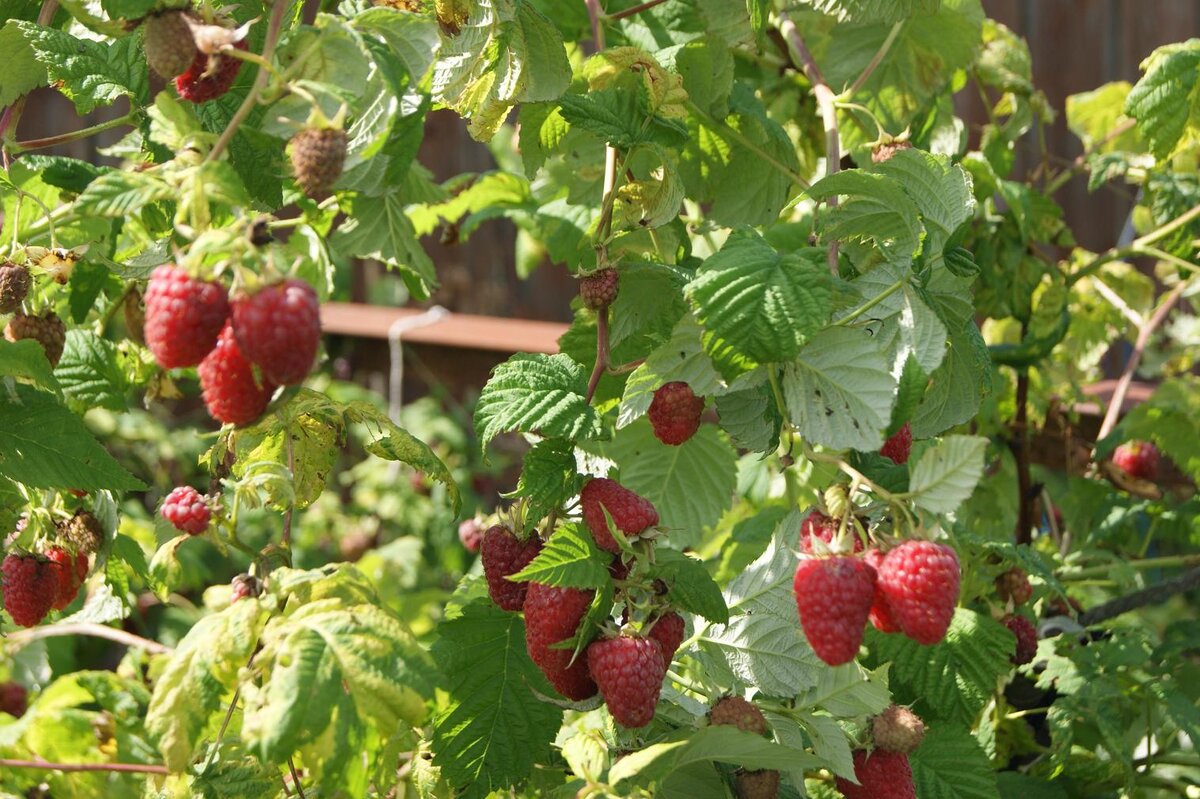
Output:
[387, 305, 449, 424]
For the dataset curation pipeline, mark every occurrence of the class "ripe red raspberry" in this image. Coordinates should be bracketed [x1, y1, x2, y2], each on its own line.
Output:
[579, 268, 618, 311]
[1, 554, 58, 628]
[45, 546, 81, 611]
[872, 704, 925, 754]
[580, 478, 659, 553]
[59, 510, 104, 555]
[0, 681, 27, 718]
[865, 549, 900, 633]
[0, 261, 31, 313]
[458, 518, 484, 553]
[880, 422, 912, 464]
[995, 567, 1033, 606]
[142, 10, 197, 79]
[647, 382, 704, 446]
[524, 582, 597, 701]
[161, 486, 212, 535]
[647, 611, 685, 664]
[836, 749, 915, 799]
[198, 323, 273, 425]
[876, 541, 960, 645]
[175, 38, 247, 102]
[4, 311, 66, 367]
[481, 525, 542, 611]
[587, 634, 666, 728]
[1003, 614, 1038, 665]
[800, 510, 864, 554]
[231, 279, 321, 386]
[75, 552, 89, 584]
[144, 265, 230, 368]
[1112, 440, 1160, 481]
[793, 555, 876, 665]
[709, 696, 768, 735]
[735, 769, 781, 799]
[290, 128, 348, 199]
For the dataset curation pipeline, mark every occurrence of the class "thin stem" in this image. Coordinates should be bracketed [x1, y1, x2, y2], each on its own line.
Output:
[835, 279, 903, 326]
[779, 13, 841, 275]
[0, 759, 168, 775]
[1069, 202, 1200, 285]
[1064, 554, 1200, 582]
[2, 622, 173, 654]
[1044, 117, 1137, 194]
[7, 112, 136, 154]
[846, 22, 902, 96]
[606, 358, 644, 376]
[605, 0, 670, 21]
[1138, 244, 1200, 275]
[584, 0, 605, 50]
[1013, 365, 1033, 545]
[687, 101, 810, 190]
[585, 308, 608, 404]
[288, 757, 307, 799]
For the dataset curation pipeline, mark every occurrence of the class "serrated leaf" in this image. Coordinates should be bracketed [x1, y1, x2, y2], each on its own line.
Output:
[56, 330, 127, 412]
[73, 169, 174, 218]
[511, 438, 582, 523]
[333, 190, 438, 298]
[0, 20, 46, 108]
[713, 371, 781, 454]
[508, 524, 609, 588]
[192, 746, 280, 799]
[11, 20, 147, 114]
[431, 600, 563, 798]
[910, 725, 1001, 799]
[793, 662, 891, 718]
[908, 435, 987, 515]
[0, 337, 60, 392]
[809, 170, 922, 258]
[911, 317, 991, 438]
[1124, 40, 1200, 159]
[347, 399, 460, 514]
[646, 549, 729, 623]
[797, 0, 941, 23]
[558, 89, 687, 149]
[872, 149, 975, 259]
[475, 353, 601, 453]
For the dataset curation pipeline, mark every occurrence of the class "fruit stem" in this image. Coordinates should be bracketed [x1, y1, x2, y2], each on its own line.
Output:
[835, 278, 903, 327]
[2, 622, 173, 655]
[5, 112, 137, 154]
[603, 0, 670, 22]
[0, 759, 168, 775]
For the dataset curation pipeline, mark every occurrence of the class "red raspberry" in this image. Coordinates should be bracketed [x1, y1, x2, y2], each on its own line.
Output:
[1, 554, 58, 628]
[75, 553, 89, 584]
[45, 546, 81, 611]
[647, 611, 685, 664]
[481, 525, 542, 611]
[175, 39, 247, 102]
[872, 705, 925, 754]
[458, 518, 484, 553]
[231, 573, 260, 602]
[161, 486, 212, 535]
[876, 541, 960, 645]
[144, 265, 230, 368]
[995, 567, 1033, 606]
[579, 268, 618, 311]
[1003, 614, 1038, 665]
[1112, 440, 1159, 481]
[587, 635, 666, 728]
[231, 279, 321, 386]
[880, 422, 912, 464]
[580, 478, 659, 553]
[524, 582, 597, 701]
[800, 510, 864, 554]
[836, 749, 915, 799]
[608, 554, 631, 582]
[709, 696, 768, 735]
[0, 681, 27, 718]
[793, 555, 876, 665]
[735, 769, 781, 799]
[647, 382, 704, 446]
[865, 549, 900, 633]
[198, 323, 273, 425]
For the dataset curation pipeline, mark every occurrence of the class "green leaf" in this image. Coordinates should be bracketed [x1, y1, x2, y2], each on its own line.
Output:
[558, 89, 688, 149]
[909, 725, 1001, 799]
[508, 524, 609, 588]
[511, 437, 583, 523]
[11, 20, 147, 114]
[714, 371, 781, 454]
[808, 170, 923, 258]
[352, 7, 442, 83]
[646, 549, 729, 623]
[797, 0, 941, 23]
[56, 330, 127, 412]
[332, 190, 438, 298]
[781, 326, 896, 451]
[475, 353, 601, 453]
[347, 400, 460, 514]
[908, 435, 988, 515]
[866, 607, 1013, 727]
[73, 168, 173, 218]
[995, 773, 1068, 799]
[1066, 81, 1142, 154]
[431, 600, 563, 798]
[792, 662, 891, 718]
[0, 384, 145, 491]
[1124, 40, 1200, 159]
[146, 601, 266, 772]
[848, 262, 948, 376]
[0, 20, 46, 108]
[0, 338, 60, 392]
[871, 149, 975, 259]
[192, 745, 280, 799]
[686, 230, 832, 364]
[911, 317, 991, 438]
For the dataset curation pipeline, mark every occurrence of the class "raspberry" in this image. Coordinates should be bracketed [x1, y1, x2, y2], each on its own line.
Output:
[524, 582, 597, 701]
[290, 128, 348, 199]
[587, 635, 666, 728]
[1, 554, 58, 628]
[198, 323, 273, 425]
[995, 567, 1032, 606]
[876, 541, 960, 646]
[231, 573, 260, 602]
[161, 486, 212, 535]
[647, 611, 685, 663]
[1112, 440, 1159, 481]
[835, 749, 915, 799]
[872, 705, 925, 754]
[45, 546, 81, 611]
[231, 278, 321, 386]
[4, 311, 66, 367]
[870, 140, 913, 165]
[59, 510, 103, 555]
[458, 518, 484, 553]
[793, 555, 876, 665]
[735, 769, 781, 799]
[481, 525, 541, 611]
[579, 268, 619, 311]
[880, 422, 912, 464]
[647, 382, 704, 446]
[0, 262, 31, 314]
[580, 478, 659, 554]
[175, 38, 247, 102]
[142, 10, 197, 79]
[865, 549, 899, 633]
[608, 554, 631, 582]
[143, 265, 230, 368]
[709, 696, 768, 736]
[800, 510, 863, 555]
[0, 681, 27, 718]
[1003, 614, 1038, 665]
[75, 552, 89, 584]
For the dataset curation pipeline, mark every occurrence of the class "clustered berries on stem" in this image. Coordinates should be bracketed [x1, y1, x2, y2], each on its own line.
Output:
[1, 545, 91, 628]
[709, 697, 780, 798]
[580, 477, 658, 553]
[141, 9, 247, 103]
[481, 524, 541, 611]
[835, 705, 926, 798]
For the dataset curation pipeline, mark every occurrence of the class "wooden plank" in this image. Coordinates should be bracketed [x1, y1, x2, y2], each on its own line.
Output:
[320, 302, 567, 355]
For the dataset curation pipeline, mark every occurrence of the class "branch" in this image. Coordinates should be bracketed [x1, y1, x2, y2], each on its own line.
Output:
[1064, 553, 1200, 582]
[7, 112, 136, 154]
[779, 13, 840, 276]
[584, 0, 605, 50]
[0, 758, 168, 775]
[585, 308, 608, 404]
[1069, 203, 1200, 286]
[3, 622, 173, 655]
[847, 21, 902, 97]
[1012, 365, 1034, 545]
[606, 0, 670, 21]
[1078, 566, 1200, 627]
[0, 0, 59, 167]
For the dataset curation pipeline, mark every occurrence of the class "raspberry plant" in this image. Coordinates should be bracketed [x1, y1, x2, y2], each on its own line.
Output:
[1, 1, 1199, 798]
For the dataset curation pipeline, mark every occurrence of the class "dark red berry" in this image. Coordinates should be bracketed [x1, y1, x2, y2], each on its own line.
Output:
[647, 612, 685, 664]
[1, 554, 58, 628]
[865, 549, 900, 633]
[161, 486, 212, 535]
[481, 525, 541, 611]
[198, 323, 273, 425]
[0, 261, 31, 313]
[45, 547, 80, 611]
[587, 634, 665, 728]
[647, 382, 704, 446]
[793, 555, 876, 665]
[143, 265, 230, 369]
[579, 268, 618, 311]
[524, 582, 597, 701]
[1003, 614, 1038, 665]
[0, 682, 27, 718]
[175, 38, 247, 102]
[880, 422, 912, 464]
[231, 278, 321, 386]
[876, 541, 960, 646]
[580, 478, 659, 554]
[836, 749, 915, 799]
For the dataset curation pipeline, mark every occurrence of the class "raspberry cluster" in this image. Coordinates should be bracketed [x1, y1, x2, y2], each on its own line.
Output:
[161, 486, 213, 535]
